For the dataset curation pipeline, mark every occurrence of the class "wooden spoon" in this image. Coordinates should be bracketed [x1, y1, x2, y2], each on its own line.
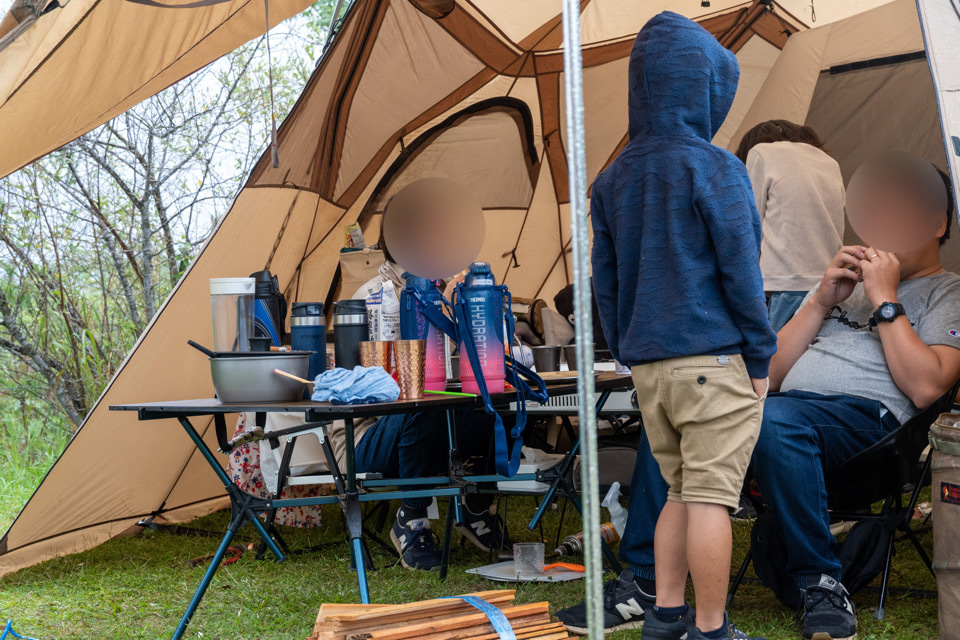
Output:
[273, 369, 313, 385]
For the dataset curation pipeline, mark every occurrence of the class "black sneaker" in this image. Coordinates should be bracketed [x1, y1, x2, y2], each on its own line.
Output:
[556, 568, 656, 635]
[455, 503, 514, 553]
[390, 513, 441, 571]
[730, 494, 759, 521]
[801, 575, 857, 640]
[638, 606, 694, 640]
[686, 612, 765, 639]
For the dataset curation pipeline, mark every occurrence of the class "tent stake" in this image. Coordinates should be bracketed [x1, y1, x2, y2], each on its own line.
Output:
[560, 3, 602, 640]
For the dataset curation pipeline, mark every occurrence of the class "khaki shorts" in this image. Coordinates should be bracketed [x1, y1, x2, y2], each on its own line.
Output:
[631, 354, 764, 509]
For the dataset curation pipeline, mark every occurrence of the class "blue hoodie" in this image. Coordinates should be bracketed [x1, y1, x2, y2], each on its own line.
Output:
[590, 11, 776, 378]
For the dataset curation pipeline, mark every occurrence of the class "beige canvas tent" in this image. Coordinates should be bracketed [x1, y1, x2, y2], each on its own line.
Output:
[0, 0, 934, 577]
[0, 0, 316, 179]
[726, 0, 960, 271]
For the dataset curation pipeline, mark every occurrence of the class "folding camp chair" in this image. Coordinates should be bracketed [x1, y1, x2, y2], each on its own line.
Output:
[257, 412, 393, 564]
[728, 381, 960, 619]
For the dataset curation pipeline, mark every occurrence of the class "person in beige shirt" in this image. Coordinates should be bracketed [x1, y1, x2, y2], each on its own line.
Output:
[736, 121, 846, 331]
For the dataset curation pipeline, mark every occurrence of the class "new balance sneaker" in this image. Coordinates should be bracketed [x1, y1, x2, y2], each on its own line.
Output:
[638, 606, 693, 640]
[686, 612, 765, 640]
[390, 511, 441, 571]
[800, 575, 857, 640]
[556, 568, 656, 634]
[455, 502, 514, 553]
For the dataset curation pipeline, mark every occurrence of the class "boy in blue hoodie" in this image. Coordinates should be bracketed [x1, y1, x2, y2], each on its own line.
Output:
[590, 12, 776, 640]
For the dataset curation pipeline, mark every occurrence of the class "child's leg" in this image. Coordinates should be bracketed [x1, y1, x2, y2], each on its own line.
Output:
[630, 362, 687, 608]
[653, 499, 688, 608]
[686, 502, 732, 632]
[662, 354, 764, 634]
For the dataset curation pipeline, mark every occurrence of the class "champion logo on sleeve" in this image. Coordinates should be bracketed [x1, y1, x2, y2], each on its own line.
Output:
[950, 329, 959, 338]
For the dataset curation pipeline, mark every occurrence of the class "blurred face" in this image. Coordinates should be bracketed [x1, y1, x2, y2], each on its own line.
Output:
[846, 152, 947, 253]
[383, 178, 486, 280]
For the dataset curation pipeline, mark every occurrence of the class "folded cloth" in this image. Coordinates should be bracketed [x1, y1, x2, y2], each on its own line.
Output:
[312, 366, 401, 404]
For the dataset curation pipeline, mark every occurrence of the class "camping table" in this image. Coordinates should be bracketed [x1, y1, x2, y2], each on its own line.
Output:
[111, 372, 631, 640]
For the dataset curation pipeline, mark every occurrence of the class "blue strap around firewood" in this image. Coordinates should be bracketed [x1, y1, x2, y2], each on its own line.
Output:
[442, 596, 517, 640]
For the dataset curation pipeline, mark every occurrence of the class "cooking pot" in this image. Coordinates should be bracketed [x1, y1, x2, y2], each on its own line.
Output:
[209, 353, 311, 403]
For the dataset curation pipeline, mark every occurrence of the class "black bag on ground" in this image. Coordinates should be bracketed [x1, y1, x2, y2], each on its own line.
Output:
[836, 519, 889, 594]
[750, 512, 802, 609]
[749, 513, 888, 609]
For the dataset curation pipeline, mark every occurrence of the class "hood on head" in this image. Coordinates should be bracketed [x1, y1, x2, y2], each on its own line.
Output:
[628, 11, 739, 141]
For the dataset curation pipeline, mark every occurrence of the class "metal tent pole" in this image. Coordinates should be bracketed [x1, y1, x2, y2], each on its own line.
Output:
[560, 3, 602, 640]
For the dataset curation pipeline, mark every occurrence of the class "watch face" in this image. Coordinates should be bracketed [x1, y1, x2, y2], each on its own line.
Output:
[881, 304, 896, 319]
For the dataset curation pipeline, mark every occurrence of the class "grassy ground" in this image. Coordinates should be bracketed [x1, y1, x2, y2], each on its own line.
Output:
[0, 493, 941, 640]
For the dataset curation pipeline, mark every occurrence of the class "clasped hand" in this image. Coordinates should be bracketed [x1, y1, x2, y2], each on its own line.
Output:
[812, 245, 901, 310]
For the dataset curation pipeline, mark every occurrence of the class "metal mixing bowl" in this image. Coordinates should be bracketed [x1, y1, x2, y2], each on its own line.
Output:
[209, 353, 310, 403]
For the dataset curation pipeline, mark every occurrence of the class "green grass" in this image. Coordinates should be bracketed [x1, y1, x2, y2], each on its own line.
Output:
[0, 405, 69, 534]
[0, 494, 942, 640]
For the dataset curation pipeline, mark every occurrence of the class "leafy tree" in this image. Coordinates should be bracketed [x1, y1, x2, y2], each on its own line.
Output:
[0, 1, 337, 427]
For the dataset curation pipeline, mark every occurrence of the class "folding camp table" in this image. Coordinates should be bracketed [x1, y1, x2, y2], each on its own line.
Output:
[111, 372, 632, 640]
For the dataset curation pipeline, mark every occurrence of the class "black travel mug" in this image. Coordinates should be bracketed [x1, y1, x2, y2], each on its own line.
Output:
[333, 300, 369, 370]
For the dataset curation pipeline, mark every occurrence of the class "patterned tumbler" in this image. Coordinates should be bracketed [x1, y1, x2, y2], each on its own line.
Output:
[393, 339, 426, 400]
[359, 340, 392, 371]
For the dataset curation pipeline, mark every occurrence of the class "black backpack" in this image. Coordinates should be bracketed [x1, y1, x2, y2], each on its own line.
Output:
[750, 513, 889, 609]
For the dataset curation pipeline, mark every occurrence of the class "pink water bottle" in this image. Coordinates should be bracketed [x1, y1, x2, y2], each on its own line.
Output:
[400, 276, 448, 391]
[457, 262, 506, 395]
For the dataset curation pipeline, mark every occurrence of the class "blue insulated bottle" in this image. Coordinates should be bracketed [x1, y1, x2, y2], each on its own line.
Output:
[458, 262, 506, 395]
[401, 276, 447, 391]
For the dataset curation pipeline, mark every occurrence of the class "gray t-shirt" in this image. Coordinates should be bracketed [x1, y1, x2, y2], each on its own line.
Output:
[782, 272, 960, 424]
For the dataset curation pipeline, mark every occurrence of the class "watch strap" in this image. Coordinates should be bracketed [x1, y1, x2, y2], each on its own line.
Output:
[869, 302, 905, 327]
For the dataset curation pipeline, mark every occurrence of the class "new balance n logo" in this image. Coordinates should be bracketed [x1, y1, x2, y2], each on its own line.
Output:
[614, 598, 645, 620]
[470, 519, 491, 538]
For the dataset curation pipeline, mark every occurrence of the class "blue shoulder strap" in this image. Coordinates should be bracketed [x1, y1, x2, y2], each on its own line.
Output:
[452, 284, 547, 477]
[407, 288, 458, 341]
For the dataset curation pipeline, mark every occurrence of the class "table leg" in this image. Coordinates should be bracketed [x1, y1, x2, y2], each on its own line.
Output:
[446, 409, 463, 525]
[177, 417, 285, 561]
[527, 438, 577, 530]
[341, 417, 370, 602]
[352, 537, 370, 604]
[440, 496, 456, 581]
[172, 526, 238, 640]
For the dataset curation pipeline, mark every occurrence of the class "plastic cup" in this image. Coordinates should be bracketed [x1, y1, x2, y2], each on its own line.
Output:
[394, 339, 426, 400]
[513, 542, 545, 576]
[210, 278, 255, 352]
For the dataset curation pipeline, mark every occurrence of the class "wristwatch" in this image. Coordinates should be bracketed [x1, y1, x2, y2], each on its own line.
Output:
[870, 302, 905, 327]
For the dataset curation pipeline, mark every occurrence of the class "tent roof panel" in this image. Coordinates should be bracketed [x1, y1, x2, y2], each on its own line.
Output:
[333, 0, 485, 200]
[0, 0, 314, 180]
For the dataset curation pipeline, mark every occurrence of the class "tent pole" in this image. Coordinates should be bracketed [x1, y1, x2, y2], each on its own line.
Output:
[323, 0, 346, 53]
[914, 0, 960, 223]
[560, 3, 602, 640]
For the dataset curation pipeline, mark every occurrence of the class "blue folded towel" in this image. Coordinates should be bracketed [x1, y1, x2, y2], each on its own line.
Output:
[312, 366, 401, 404]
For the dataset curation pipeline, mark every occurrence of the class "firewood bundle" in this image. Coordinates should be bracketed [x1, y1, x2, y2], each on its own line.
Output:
[309, 590, 571, 640]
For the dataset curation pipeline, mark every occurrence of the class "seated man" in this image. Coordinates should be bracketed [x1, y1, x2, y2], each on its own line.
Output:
[753, 166, 960, 640]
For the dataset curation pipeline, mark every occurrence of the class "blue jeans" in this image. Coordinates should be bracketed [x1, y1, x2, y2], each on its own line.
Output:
[767, 291, 807, 332]
[619, 428, 668, 582]
[751, 391, 899, 587]
[354, 408, 496, 509]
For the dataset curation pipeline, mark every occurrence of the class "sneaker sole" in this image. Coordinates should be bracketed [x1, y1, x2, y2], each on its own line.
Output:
[563, 620, 645, 635]
[389, 528, 441, 572]
[806, 633, 856, 640]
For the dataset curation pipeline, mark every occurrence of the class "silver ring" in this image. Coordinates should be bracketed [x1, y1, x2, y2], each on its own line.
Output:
[869, 253, 879, 259]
